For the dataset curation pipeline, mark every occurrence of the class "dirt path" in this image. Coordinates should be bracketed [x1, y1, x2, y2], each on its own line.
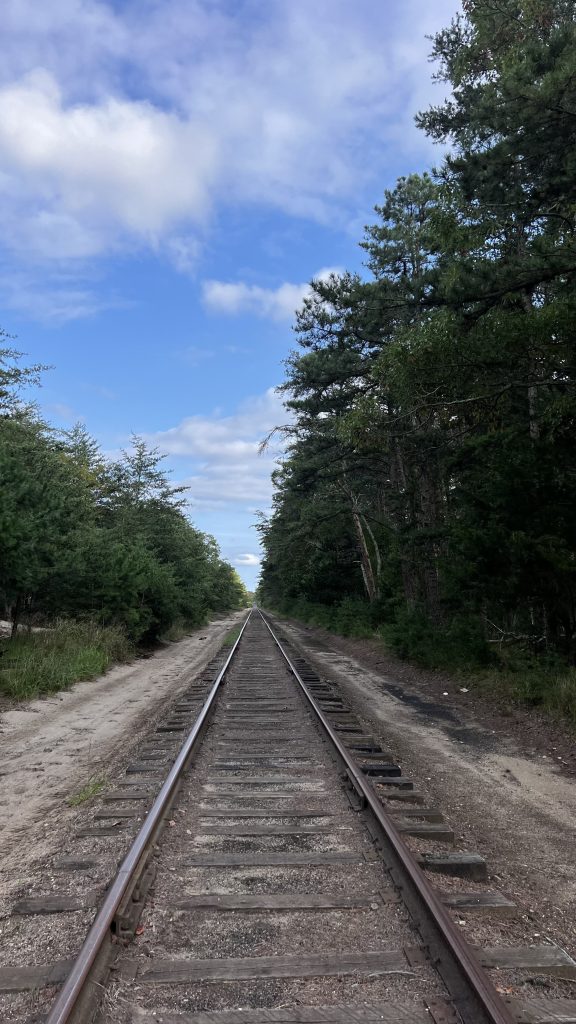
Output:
[0, 612, 244, 877]
[275, 616, 576, 965]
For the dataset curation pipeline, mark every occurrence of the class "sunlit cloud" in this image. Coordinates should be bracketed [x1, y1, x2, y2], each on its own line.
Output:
[202, 267, 343, 321]
[0, 0, 457, 319]
[149, 387, 290, 511]
[234, 553, 261, 566]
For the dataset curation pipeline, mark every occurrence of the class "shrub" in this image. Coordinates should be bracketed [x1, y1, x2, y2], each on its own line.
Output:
[380, 607, 493, 670]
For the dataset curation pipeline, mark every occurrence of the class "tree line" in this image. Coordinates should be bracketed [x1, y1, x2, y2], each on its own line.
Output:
[0, 342, 247, 644]
[258, 0, 576, 669]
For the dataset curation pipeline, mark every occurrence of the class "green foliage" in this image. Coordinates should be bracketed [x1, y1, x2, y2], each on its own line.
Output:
[380, 608, 493, 671]
[223, 623, 244, 646]
[269, 596, 375, 639]
[329, 597, 373, 637]
[0, 346, 248, 697]
[543, 673, 576, 726]
[0, 620, 134, 700]
[0, 342, 47, 414]
[258, 0, 576, 724]
[68, 775, 107, 807]
[466, 649, 576, 727]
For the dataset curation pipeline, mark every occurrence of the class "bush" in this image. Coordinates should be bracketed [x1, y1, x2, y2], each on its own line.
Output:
[380, 607, 493, 670]
[274, 595, 374, 637]
[0, 619, 134, 700]
[330, 597, 373, 637]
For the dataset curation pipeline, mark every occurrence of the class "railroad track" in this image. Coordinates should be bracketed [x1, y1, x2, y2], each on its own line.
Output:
[1, 610, 575, 1024]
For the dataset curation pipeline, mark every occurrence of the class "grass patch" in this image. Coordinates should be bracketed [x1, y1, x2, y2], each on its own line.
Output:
[469, 658, 576, 727]
[0, 619, 134, 701]
[68, 775, 107, 806]
[223, 624, 243, 646]
[161, 620, 195, 643]
[544, 672, 576, 724]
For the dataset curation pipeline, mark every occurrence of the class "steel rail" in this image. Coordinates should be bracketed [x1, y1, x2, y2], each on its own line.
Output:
[45, 610, 253, 1024]
[258, 609, 516, 1024]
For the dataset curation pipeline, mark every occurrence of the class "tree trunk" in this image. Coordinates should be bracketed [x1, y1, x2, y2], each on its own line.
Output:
[352, 511, 378, 602]
[10, 595, 23, 638]
[361, 514, 382, 585]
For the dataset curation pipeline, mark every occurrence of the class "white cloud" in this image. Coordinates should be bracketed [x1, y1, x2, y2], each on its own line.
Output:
[0, 267, 118, 323]
[151, 388, 288, 587]
[162, 235, 203, 276]
[202, 267, 343, 321]
[235, 553, 261, 566]
[0, 70, 216, 256]
[0, 0, 458, 307]
[152, 388, 284, 461]
[150, 387, 289, 510]
[185, 468, 276, 507]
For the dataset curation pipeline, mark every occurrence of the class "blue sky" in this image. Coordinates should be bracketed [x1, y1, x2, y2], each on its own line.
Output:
[0, 0, 458, 590]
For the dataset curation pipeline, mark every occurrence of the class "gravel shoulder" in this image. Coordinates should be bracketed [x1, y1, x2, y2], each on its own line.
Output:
[275, 616, 576, 975]
[0, 612, 244, 878]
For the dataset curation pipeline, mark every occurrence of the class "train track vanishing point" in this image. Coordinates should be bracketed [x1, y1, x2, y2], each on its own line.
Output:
[2, 609, 575, 1024]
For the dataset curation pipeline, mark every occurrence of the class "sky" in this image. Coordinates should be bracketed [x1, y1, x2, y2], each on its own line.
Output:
[0, 0, 459, 590]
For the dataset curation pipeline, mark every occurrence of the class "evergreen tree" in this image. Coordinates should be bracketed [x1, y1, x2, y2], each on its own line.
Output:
[0, 348, 247, 643]
[259, 0, 576, 665]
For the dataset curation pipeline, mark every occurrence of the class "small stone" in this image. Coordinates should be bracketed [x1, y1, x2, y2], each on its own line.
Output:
[527, 976, 551, 989]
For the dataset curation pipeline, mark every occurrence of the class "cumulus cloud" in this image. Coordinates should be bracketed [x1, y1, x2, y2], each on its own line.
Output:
[153, 388, 284, 460]
[235, 553, 261, 566]
[0, 70, 216, 256]
[144, 388, 288, 584]
[150, 387, 289, 509]
[0, 0, 458, 303]
[202, 267, 343, 321]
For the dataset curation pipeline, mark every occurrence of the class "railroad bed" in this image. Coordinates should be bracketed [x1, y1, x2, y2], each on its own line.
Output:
[1, 611, 575, 1024]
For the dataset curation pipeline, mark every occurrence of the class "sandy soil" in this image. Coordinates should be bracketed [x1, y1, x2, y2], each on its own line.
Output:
[286, 627, 576, 777]
[275, 617, 576, 977]
[0, 612, 244, 878]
